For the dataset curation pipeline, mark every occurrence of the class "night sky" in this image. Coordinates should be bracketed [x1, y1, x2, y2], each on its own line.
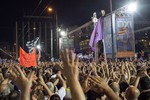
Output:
[0, 0, 150, 44]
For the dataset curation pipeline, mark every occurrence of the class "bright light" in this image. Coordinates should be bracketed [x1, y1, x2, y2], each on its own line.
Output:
[60, 30, 67, 37]
[33, 27, 36, 30]
[57, 28, 61, 32]
[128, 2, 137, 13]
[36, 45, 41, 49]
[48, 7, 53, 12]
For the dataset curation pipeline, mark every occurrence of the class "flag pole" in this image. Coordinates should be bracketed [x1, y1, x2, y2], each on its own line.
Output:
[15, 22, 18, 59]
[91, 12, 98, 62]
[110, 0, 115, 62]
[101, 10, 107, 63]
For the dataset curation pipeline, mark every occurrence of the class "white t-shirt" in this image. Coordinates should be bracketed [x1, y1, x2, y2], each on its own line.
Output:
[55, 87, 66, 100]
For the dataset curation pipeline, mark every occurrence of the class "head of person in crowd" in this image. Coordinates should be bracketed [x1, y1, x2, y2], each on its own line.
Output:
[138, 90, 150, 100]
[46, 82, 55, 93]
[0, 84, 10, 98]
[139, 76, 150, 90]
[125, 86, 140, 100]
[86, 90, 103, 100]
[9, 90, 20, 100]
[31, 89, 44, 100]
[119, 81, 129, 93]
[50, 94, 60, 100]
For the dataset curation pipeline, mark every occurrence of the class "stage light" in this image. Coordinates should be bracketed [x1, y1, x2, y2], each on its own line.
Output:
[128, 2, 137, 13]
[36, 45, 41, 49]
[60, 30, 67, 37]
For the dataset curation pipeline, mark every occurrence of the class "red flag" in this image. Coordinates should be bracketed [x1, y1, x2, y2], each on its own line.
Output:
[20, 47, 37, 67]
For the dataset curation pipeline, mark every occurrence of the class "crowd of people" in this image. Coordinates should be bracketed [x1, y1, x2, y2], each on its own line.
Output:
[0, 49, 150, 100]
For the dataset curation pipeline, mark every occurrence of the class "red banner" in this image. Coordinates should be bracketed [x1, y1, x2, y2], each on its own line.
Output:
[20, 47, 37, 67]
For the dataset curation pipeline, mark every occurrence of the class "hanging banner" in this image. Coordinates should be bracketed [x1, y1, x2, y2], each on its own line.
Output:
[103, 14, 116, 58]
[115, 6, 135, 57]
[103, 5, 135, 58]
[103, 15, 112, 55]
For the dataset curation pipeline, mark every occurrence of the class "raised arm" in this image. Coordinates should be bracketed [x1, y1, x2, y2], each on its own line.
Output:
[60, 49, 86, 100]
[56, 71, 66, 88]
[90, 76, 120, 100]
[8, 65, 34, 100]
[39, 74, 54, 96]
[125, 62, 131, 83]
[101, 63, 106, 78]
[134, 69, 149, 87]
[105, 63, 110, 78]
[130, 62, 137, 75]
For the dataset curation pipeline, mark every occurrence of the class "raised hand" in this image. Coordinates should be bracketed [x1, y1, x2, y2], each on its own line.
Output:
[39, 74, 54, 96]
[8, 65, 34, 91]
[60, 49, 79, 81]
[81, 72, 93, 93]
[91, 65, 99, 77]
[60, 49, 86, 100]
[55, 61, 63, 71]
[39, 74, 45, 86]
[90, 76, 110, 93]
[56, 71, 62, 78]
[89, 76, 120, 100]
[138, 69, 150, 79]
[8, 65, 34, 100]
